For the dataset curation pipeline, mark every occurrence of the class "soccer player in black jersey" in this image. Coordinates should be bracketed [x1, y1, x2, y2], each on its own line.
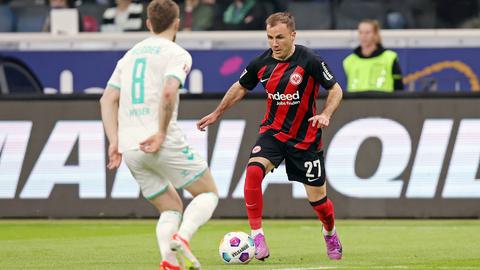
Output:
[197, 12, 343, 261]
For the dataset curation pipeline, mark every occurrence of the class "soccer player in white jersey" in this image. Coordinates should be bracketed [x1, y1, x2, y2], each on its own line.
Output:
[100, 1, 218, 269]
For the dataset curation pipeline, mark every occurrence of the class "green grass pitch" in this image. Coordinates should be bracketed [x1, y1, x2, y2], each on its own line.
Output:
[1, 219, 479, 270]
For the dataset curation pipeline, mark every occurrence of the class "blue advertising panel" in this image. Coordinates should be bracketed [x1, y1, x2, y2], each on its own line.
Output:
[1, 47, 479, 93]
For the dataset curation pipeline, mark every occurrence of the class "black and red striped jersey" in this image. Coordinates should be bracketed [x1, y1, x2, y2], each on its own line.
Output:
[239, 45, 337, 151]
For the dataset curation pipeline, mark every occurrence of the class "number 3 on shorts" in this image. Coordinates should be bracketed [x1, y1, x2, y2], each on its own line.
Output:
[304, 159, 321, 178]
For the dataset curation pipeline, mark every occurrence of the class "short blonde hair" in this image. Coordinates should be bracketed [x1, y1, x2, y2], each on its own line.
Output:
[147, 0, 179, 34]
[266, 12, 295, 32]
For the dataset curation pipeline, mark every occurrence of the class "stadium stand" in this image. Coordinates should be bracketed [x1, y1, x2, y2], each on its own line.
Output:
[288, 1, 332, 30]
[0, 0, 479, 31]
[334, 0, 386, 29]
[11, 5, 49, 32]
[0, 4, 15, 32]
[406, 0, 436, 28]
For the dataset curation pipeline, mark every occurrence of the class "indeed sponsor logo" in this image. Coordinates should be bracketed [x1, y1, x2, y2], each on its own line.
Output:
[267, 91, 300, 105]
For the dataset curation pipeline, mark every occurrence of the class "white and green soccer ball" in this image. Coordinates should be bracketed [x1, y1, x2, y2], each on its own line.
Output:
[218, 231, 255, 264]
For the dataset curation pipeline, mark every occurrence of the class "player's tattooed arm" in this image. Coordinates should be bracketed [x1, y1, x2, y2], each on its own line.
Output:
[140, 76, 180, 153]
[158, 76, 181, 134]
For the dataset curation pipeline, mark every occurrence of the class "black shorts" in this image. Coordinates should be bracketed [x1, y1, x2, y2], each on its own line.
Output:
[249, 132, 326, 186]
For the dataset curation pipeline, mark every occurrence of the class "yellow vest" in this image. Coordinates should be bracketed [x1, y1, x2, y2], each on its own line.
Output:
[343, 50, 398, 92]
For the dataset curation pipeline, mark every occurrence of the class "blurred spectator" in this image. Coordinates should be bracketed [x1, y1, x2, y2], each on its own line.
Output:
[84, 0, 111, 4]
[221, 0, 266, 30]
[386, 11, 407, 29]
[264, 0, 288, 12]
[42, 0, 83, 32]
[82, 14, 99, 31]
[436, 0, 478, 28]
[180, 0, 219, 31]
[0, 0, 15, 32]
[461, 18, 480, 28]
[77, 0, 111, 32]
[101, 0, 146, 32]
[343, 19, 404, 92]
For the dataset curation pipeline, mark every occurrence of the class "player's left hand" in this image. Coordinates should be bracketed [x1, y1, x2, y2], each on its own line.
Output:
[139, 132, 166, 153]
[197, 112, 220, 131]
[308, 113, 330, 129]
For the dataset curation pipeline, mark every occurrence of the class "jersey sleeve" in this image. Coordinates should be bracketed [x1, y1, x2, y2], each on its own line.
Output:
[165, 49, 192, 87]
[106, 58, 123, 90]
[309, 54, 337, 90]
[238, 59, 260, 90]
[392, 57, 404, 91]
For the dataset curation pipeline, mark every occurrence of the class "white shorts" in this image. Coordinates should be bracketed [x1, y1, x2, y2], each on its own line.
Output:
[123, 144, 208, 200]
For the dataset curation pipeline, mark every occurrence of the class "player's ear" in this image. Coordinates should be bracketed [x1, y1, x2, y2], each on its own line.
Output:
[146, 19, 152, 32]
[291, 31, 296, 40]
[173, 18, 180, 32]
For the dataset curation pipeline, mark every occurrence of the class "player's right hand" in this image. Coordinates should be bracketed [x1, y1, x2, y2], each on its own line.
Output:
[139, 132, 165, 153]
[309, 113, 330, 129]
[197, 112, 219, 131]
[107, 144, 122, 170]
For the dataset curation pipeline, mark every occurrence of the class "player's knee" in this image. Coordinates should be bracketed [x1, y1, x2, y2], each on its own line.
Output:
[245, 162, 266, 189]
[202, 169, 218, 194]
[308, 191, 327, 202]
[247, 161, 266, 176]
[309, 196, 328, 207]
[186, 170, 218, 196]
[195, 191, 219, 207]
[152, 201, 183, 214]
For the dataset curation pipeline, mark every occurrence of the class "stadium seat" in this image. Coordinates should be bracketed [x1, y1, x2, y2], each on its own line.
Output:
[12, 5, 49, 32]
[82, 15, 99, 32]
[406, 0, 436, 28]
[288, 1, 332, 30]
[78, 3, 108, 31]
[0, 5, 15, 32]
[262, 1, 275, 16]
[334, 0, 386, 29]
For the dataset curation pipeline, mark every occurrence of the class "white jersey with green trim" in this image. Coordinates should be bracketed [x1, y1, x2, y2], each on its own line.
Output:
[107, 36, 192, 153]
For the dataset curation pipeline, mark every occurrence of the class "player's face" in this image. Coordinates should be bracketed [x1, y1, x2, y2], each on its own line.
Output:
[358, 22, 377, 47]
[50, 0, 68, 8]
[267, 23, 296, 60]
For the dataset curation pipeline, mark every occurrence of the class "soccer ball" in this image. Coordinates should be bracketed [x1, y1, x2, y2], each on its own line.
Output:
[218, 231, 255, 264]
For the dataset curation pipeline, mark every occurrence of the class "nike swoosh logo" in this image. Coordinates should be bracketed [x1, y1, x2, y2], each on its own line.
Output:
[260, 78, 269, 83]
[307, 177, 320, 182]
[245, 203, 256, 207]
